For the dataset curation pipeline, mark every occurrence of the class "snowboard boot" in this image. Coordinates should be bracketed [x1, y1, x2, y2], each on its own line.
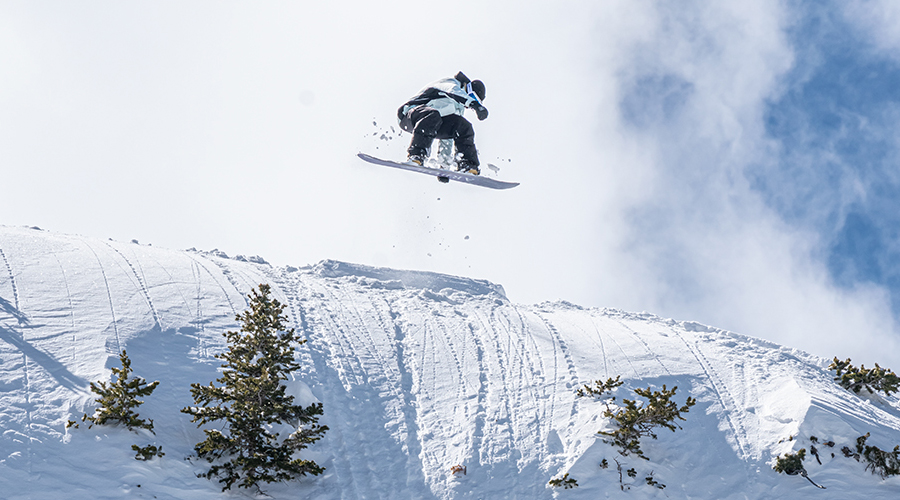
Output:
[457, 161, 480, 176]
[407, 154, 426, 166]
[407, 132, 433, 167]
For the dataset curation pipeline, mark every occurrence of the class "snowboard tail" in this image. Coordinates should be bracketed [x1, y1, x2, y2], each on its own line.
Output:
[357, 153, 519, 190]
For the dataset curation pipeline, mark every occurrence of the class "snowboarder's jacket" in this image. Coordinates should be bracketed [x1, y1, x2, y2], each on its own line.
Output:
[398, 72, 483, 122]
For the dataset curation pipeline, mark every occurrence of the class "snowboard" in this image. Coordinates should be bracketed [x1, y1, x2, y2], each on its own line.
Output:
[357, 153, 519, 190]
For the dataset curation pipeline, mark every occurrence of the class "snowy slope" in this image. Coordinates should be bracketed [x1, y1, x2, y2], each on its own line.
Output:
[2, 225, 900, 499]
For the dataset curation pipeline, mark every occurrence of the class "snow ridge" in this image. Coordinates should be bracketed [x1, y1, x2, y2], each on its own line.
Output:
[312, 259, 507, 298]
[1, 225, 900, 499]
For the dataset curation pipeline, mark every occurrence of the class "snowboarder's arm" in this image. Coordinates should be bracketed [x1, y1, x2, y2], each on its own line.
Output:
[471, 102, 488, 121]
[459, 81, 487, 120]
[438, 86, 488, 119]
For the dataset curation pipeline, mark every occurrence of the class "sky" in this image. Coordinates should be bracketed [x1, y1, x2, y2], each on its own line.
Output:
[2, 0, 900, 366]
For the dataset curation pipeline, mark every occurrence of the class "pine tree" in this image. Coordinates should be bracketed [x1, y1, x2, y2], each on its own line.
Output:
[774, 448, 807, 475]
[85, 349, 159, 432]
[774, 448, 826, 488]
[856, 433, 900, 478]
[576, 376, 623, 398]
[829, 357, 900, 396]
[182, 284, 328, 492]
[577, 378, 695, 491]
[548, 472, 579, 489]
[596, 384, 696, 460]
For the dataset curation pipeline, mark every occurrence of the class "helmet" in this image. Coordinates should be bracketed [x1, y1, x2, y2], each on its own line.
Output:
[467, 80, 486, 102]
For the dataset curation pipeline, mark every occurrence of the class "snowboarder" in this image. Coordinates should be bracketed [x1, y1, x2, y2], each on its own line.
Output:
[397, 71, 488, 176]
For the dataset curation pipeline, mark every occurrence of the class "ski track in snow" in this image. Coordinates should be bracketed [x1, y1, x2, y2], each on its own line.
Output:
[580, 312, 611, 379]
[50, 253, 76, 363]
[2, 226, 900, 499]
[533, 307, 581, 403]
[286, 274, 413, 498]
[206, 258, 249, 308]
[508, 307, 556, 460]
[672, 327, 751, 460]
[146, 254, 197, 331]
[603, 325, 641, 378]
[190, 259, 206, 337]
[185, 253, 240, 316]
[77, 237, 121, 354]
[0, 237, 33, 476]
[0, 246, 20, 316]
[612, 317, 673, 377]
[102, 241, 161, 330]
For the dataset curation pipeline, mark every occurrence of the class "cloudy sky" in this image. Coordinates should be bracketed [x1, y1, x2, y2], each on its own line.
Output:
[3, 1, 900, 366]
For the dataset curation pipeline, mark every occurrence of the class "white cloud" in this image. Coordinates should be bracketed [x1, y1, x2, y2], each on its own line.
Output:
[585, 1, 900, 365]
[843, 0, 900, 57]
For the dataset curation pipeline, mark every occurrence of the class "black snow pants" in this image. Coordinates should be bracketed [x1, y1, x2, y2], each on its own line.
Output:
[398, 106, 479, 166]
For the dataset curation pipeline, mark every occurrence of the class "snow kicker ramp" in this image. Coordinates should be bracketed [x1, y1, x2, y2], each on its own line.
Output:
[1, 225, 899, 499]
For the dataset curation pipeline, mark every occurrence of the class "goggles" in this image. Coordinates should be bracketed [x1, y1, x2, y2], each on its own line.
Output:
[466, 82, 482, 104]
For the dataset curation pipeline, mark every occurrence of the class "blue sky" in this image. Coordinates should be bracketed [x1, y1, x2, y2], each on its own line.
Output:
[1, 1, 899, 365]
[755, 4, 900, 310]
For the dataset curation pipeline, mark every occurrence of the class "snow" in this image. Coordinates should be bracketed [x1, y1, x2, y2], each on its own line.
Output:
[2, 224, 900, 499]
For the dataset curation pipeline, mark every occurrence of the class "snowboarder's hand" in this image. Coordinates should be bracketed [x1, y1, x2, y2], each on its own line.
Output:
[474, 103, 489, 121]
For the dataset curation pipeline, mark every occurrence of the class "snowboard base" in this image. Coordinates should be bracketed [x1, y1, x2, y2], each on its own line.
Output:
[357, 153, 519, 190]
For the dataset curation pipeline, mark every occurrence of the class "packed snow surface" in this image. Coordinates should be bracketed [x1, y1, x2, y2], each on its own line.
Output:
[2, 225, 900, 499]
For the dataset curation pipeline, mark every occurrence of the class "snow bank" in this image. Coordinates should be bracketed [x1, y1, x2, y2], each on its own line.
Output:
[311, 259, 507, 298]
[1, 225, 900, 499]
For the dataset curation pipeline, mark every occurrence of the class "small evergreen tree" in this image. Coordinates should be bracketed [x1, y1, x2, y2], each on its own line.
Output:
[74, 350, 164, 460]
[576, 376, 623, 398]
[644, 471, 665, 489]
[856, 433, 900, 479]
[182, 284, 328, 492]
[774, 448, 826, 488]
[133, 444, 165, 461]
[774, 448, 807, 475]
[829, 357, 900, 396]
[598, 385, 696, 460]
[84, 349, 159, 432]
[548, 472, 578, 489]
[578, 378, 694, 491]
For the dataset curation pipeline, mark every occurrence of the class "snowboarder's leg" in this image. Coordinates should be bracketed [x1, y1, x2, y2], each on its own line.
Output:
[404, 106, 442, 164]
[436, 115, 479, 174]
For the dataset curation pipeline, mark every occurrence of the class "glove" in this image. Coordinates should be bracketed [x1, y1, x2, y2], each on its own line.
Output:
[474, 103, 489, 121]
